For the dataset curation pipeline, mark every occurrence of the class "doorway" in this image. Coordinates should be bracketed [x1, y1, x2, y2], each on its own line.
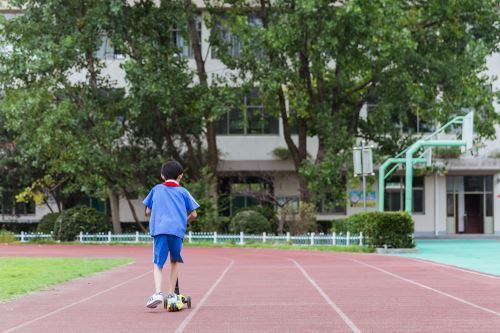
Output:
[464, 194, 483, 234]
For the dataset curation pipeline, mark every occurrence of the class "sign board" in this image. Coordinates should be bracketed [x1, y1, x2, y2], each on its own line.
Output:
[353, 148, 362, 175]
[362, 149, 373, 174]
[353, 147, 373, 175]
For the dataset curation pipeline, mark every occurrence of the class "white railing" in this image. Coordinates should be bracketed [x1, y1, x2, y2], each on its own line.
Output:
[14, 231, 364, 246]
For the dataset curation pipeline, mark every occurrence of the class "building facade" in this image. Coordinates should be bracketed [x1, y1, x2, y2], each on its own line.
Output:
[1, 4, 500, 236]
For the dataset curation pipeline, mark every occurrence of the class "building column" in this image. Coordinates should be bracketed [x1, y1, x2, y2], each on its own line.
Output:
[494, 172, 500, 236]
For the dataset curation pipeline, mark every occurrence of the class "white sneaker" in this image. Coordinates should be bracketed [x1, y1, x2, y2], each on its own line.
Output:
[166, 293, 177, 305]
[146, 292, 164, 308]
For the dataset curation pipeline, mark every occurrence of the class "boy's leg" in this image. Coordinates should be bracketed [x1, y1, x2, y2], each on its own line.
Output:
[167, 235, 184, 295]
[153, 264, 163, 294]
[168, 262, 179, 294]
[147, 235, 169, 308]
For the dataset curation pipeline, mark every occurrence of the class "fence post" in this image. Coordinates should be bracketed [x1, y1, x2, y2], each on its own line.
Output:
[214, 232, 217, 244]
[188, 231, 192, 244]
[360, 232, 363, 246]
[20, 231, 25, 243]
[108, 231, 112, 243]
[263, 232, 266, 243]
[239, 231, 244, 245]
[346, 231, 351, 246]
[135, 231, 139, 243]
[79, 232, 83, 243]
[310, 232, 315, 245]
[286, 232, 291, 243]
[332, 232, 336, 245]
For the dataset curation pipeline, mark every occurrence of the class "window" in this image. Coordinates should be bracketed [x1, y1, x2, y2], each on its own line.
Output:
[96, 34, 124, 60]
[211, 15, 263, 59]
[367, 99, 433, 134]
[211, 24, 242, 59]
[384, 176, 425, 213]
[229, 181, 272, 215]
[316, 193, 346, 215]
[1, 190, 35, 216]
[216, 89, 279, 135]
[172, 15, 202, 58]
[78, 196, 106, 213]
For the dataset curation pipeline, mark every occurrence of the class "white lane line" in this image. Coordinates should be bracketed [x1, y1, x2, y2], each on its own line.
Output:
[175, 260, 234, 333]
[352, 259, 500, 318]
[291, 259, 362, 333]
[407, 257, 500, 280]
[3, 270, 152, 333]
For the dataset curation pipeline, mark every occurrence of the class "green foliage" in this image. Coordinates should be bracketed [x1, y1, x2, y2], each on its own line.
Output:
[53, 206, 111, 241]
[209, 0, 500, 204]
[37, 213, 61, 234]
[434, 147, 462, 159]
[285, 202, 318, 235]
[235, 205, 279, 233]
[0, 230, 16, 243]
[331, 212, 415, 248]
[184, 168, 228, 232]
[229, 210, 272, 234]
[272, 147, 291, 160]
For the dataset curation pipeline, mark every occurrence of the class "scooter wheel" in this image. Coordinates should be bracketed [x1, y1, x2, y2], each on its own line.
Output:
[187, 296, 192, 309]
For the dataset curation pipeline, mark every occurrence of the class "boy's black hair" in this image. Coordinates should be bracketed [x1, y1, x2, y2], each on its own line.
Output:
[161, 160, 184, 180]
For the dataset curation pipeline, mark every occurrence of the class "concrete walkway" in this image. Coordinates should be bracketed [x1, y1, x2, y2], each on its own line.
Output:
[394, 240, 500, 276]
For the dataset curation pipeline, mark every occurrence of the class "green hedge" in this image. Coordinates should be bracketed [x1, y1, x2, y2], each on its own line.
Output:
[229, 210, 272, 234]
[331, 212, 415, 248]
[37, 213, 61, 233]
[235, 205, 278, 233]
[53, 206, 112, 241]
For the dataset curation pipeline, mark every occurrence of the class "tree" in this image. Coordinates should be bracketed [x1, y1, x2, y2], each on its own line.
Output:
[0, 0, 142, 233]
[207, 0, 500, 208]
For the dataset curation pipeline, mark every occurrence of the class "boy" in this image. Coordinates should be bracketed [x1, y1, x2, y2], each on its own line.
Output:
[143, 160, 199, 308]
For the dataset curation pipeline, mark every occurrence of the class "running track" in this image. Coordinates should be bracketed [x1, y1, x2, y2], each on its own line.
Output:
[1, 244, 500, 332]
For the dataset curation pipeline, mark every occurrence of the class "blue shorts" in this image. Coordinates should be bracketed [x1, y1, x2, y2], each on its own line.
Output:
[153, 234, 184, 269]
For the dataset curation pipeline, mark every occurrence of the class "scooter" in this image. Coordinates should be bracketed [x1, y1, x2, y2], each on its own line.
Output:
[164, 278, 192, 312]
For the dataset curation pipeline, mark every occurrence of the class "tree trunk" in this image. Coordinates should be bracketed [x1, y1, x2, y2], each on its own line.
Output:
[184, 0, 218, 174]
[108, 189, 122, 234]
[125, 195, 147, 233]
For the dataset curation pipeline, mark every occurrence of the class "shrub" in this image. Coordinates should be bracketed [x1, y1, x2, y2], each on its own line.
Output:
[37, 213, 60, 233]
[272, 147, 291, 160]
[53, 206, 112, 241]
[236, 205, 279, 233]
[229, 210, 272, 234]
[285, 202, 317, 235]
[0, 229, 16, 243]
[331, 211, 415, 248]
[330, 218, 349, 233]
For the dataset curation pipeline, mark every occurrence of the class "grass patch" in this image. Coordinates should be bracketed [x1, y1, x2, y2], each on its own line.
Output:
[0, 257, 131, 302]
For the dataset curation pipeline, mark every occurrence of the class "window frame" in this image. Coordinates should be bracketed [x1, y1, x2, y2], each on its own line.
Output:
[216, 89, 279, 136]
[384, 176, 425, 214]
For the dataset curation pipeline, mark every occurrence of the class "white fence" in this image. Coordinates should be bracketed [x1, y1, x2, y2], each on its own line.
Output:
[14, 231, 364, 246]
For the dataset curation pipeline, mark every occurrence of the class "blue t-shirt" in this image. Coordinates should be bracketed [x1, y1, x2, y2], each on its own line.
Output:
[143, 184, 200, 238]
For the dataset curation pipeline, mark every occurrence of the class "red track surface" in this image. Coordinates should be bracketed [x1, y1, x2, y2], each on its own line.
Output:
[1, 244, 500, 333]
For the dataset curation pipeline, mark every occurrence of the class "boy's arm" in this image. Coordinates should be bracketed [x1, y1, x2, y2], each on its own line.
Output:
[187, 210, 197, 223]
[145, 207, 152, 216]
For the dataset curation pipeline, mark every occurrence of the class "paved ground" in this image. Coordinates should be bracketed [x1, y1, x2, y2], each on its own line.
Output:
[1, 244, 500, 333]
[395, 240, 500, 275]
